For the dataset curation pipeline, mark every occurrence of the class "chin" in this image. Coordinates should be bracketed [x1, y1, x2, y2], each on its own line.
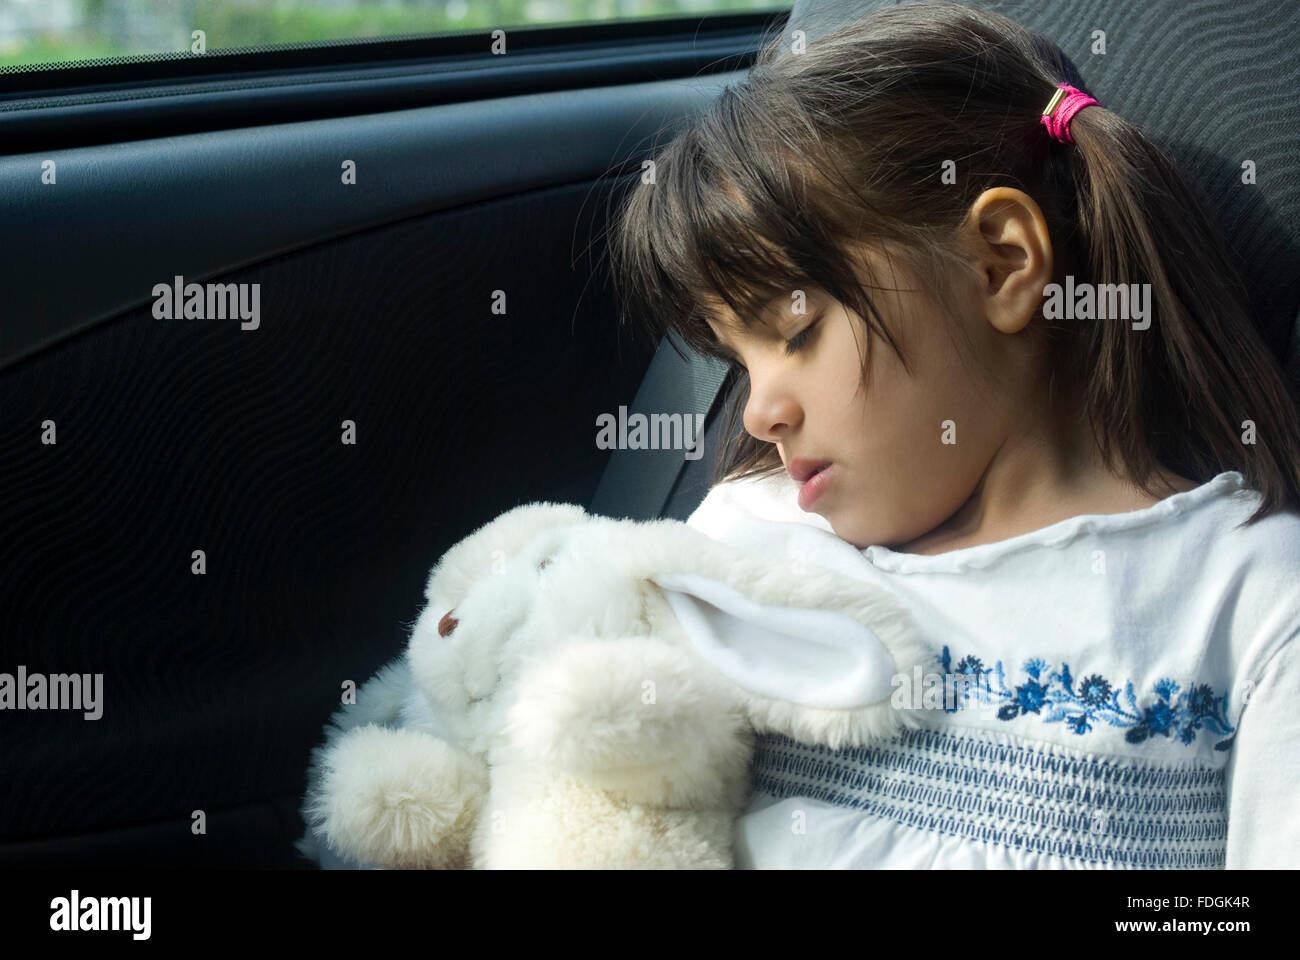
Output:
[832, 503, 943, 550]
[827, 514, 893, 550]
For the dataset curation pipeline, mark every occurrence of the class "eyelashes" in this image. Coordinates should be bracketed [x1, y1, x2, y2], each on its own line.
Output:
[715, 313, 822, 369]
[783, 314, 822, 356]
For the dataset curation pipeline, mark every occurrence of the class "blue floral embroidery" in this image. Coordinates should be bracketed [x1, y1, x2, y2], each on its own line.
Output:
[937, 646, 1236, 750]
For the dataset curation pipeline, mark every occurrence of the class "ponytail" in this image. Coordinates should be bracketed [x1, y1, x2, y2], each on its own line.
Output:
[1065, 105, 1300, 521]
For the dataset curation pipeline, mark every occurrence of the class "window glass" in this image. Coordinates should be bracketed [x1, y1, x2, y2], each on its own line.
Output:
[0, 0, 791, 69]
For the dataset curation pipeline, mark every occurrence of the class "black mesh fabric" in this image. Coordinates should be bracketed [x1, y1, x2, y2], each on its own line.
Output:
[0, 177, 652, 867]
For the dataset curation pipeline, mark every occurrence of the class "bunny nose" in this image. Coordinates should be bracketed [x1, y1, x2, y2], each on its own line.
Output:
[438, 609, 458, 637]
[539, 558, 551, 570]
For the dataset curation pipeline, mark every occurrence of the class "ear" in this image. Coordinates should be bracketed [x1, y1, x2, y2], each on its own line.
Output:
[957, 187, 1054, 335]
[651, 571, 900, 710]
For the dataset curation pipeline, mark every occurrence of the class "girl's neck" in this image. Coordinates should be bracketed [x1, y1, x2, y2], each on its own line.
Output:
[892, 399, 1197, 556]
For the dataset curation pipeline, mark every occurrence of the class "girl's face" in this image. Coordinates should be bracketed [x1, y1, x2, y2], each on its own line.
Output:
[706, 242, 1036, 550]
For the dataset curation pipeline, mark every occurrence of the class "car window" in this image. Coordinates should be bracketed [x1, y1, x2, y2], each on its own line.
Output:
[0, 0, 791, 69]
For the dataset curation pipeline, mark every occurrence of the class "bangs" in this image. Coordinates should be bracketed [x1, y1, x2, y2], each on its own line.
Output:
[611, 80, 868, 366]
[610, 53, 967, 396]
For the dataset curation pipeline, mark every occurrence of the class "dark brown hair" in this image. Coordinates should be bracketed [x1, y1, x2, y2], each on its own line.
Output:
[608, 0, 1300, 522]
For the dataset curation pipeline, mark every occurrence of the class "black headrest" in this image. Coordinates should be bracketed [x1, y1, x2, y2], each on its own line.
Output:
[782, 0, 1300, 389]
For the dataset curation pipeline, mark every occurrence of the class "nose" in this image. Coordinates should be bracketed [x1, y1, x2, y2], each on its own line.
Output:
[742, 369, 801, 442]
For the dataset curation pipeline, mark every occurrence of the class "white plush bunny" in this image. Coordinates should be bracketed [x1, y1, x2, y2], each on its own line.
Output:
[296, 501, 933, 869]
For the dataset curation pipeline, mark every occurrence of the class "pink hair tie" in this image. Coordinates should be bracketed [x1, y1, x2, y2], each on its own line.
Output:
[1041, 83, 1099, 145]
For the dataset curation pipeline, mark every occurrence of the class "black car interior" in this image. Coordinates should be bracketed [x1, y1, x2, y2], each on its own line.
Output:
[1, 0, 1296, 868]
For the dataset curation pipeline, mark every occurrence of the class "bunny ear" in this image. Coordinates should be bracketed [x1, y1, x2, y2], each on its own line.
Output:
[651, 571, 900, 710]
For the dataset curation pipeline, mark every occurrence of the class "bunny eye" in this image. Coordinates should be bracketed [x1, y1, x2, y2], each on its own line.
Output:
[437, 609, 458, 637]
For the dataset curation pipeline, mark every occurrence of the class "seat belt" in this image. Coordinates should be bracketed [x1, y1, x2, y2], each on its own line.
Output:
[588, 329, 730, 520]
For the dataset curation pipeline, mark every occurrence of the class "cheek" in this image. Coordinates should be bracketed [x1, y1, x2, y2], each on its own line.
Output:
[856, 309, 990, 456]
[813, 312, 989, 476]
[811, 314, 877, 411]
[821, 340, 869, 411]
[841, 337, 949, 457]
[841, 337, 992, 529]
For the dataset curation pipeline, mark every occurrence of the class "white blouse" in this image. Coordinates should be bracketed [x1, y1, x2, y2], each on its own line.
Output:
[683, 470, 1300, 869]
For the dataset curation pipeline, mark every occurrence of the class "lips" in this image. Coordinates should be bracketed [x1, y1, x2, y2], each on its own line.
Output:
[796, 463, 834, 511]
[787, 458, 833, 483]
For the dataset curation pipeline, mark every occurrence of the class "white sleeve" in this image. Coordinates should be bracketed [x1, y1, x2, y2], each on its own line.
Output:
[1224, 633, 1300, 868]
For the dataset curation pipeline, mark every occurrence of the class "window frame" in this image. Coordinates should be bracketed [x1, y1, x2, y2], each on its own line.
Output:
[0, 9, 790, 153]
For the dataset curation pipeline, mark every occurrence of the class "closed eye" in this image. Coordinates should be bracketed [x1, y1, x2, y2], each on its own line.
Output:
[709, 313, 821, 368]
[783, 315, 821, 356]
